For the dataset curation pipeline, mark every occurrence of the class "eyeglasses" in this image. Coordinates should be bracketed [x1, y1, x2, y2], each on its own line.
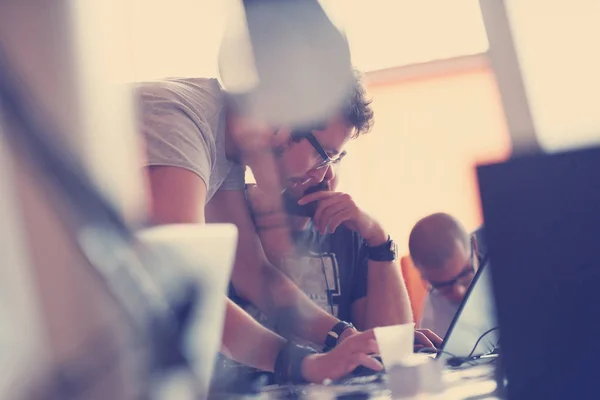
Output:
[429, 236, 480, 296]
[289, 130, 347, 187]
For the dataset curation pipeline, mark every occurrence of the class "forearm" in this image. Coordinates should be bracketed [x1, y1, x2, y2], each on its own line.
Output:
[253, 216, 295, 269]
[221, 298, 286, 371]
[360, 223, 413, 329]
[259, 264, 341, 345]
[363, 259, 413, 329]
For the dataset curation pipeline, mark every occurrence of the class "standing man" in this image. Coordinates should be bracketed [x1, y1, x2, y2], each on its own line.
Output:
[137, 73, 382, 383]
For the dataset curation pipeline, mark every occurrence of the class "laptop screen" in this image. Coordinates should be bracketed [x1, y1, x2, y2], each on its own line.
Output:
[437, 255, 500, 362]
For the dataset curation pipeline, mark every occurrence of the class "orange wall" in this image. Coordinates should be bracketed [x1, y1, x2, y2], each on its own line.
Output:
[337, 66, 511, 254]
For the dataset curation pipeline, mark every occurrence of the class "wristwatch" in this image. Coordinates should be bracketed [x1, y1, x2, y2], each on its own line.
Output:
[323, 321, 354, 352]
[366, 235, 398, 261]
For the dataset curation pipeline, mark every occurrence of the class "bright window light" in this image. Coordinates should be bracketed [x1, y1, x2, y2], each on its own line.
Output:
[126, 0, 489, 81]
[321, 0, 489, 71]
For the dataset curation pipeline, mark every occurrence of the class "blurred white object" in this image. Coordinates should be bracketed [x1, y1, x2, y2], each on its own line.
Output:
[137, 224, 238, 399]
[0, 0, 148, 225]
[70, 0, 148, 223]
[219, 0, 352, 128]
[0, 1, 149, 398]
[0, 130, 47, 398]
[375, 323, 446, 397]
[373, 323, 414, 368]
[481, 0, 600, 154]
[386, 354, 445, 398]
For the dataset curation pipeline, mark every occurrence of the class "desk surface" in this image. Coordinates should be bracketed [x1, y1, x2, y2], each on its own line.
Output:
[217, 362, 502, 399]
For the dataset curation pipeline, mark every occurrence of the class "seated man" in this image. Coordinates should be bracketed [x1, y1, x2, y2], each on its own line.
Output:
[408, 213, 485, 338]
[244, 170, 441, 348]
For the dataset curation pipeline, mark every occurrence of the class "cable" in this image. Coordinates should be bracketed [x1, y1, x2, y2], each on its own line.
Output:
[467, 327, 500, 359]
[416, 347, 459, 359]
[416, 327, 500, 368]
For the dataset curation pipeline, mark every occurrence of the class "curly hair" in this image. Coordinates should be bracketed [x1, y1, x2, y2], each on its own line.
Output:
[341, 69, 374, 138]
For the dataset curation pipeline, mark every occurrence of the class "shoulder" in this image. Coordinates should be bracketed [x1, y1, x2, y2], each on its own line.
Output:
[136, 78, 223, 112]
[136, 77, 221, 94]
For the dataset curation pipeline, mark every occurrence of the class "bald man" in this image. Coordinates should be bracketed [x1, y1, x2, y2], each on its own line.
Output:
[408, 213, 485, 338]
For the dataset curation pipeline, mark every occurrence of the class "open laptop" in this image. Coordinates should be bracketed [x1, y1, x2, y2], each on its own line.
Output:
[137, 223, 238, 397]
[477, 146, 600, 399]
[436, 255, 500, 366]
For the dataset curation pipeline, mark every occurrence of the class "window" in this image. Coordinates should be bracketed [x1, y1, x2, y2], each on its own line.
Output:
[321, 0, 489, 71]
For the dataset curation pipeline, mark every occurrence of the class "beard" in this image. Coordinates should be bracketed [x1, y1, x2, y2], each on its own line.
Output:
[282, 180, 330, 217]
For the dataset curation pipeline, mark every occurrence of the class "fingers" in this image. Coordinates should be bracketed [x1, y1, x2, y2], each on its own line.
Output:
[327, 209, 353, 233]
[312, 193, 344, 231]
[413, 344, 425, 352]
[357, 353, 384, 372]
[298, 190, 337, 204]
[414, 330, 435, 349]
[314, 200, 348, 233]
[345, 353, 384, 375]
[343, 332, 379, 354]
[417, 329, 443, 348]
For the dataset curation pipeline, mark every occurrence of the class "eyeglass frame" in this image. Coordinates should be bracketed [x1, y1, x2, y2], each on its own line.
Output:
[428, 236, 481, 295]
[288, 130, 347, 188]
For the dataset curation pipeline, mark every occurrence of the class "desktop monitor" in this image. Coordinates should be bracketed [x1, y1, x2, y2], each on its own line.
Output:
[478, 145, 600, 399]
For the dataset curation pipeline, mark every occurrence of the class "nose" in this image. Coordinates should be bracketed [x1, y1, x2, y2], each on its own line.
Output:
[446, 285, 467, 304]
[307, 164, 333, 185]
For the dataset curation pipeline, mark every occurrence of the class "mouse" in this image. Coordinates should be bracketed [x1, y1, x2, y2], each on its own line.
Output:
[348, 355, 384, 377]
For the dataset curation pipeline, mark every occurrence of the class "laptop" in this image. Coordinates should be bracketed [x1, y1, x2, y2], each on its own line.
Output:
[137, 223, 238, 397]
[436, 256, 500, 366]
[477, 146, 600, 399]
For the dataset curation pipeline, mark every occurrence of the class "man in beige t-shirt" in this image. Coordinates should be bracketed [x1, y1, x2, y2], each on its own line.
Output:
[136, 74, 393, 384]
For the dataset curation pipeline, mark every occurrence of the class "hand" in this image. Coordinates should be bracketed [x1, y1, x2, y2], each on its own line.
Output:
[338, 327, 359, 344]
[301, 330, 383, 383]
[413, 329, 443, 352]
[297, 191, 386, 245]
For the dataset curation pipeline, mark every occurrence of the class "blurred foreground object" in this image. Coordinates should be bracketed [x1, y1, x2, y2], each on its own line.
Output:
[0, 1, 226, 398]
[219, 0, 353, 128]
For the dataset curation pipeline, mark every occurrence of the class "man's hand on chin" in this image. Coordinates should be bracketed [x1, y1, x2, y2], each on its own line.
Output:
[297, 191, 387, 246]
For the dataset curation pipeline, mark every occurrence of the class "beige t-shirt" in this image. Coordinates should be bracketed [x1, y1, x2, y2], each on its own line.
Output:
[136, 77, 245, 202]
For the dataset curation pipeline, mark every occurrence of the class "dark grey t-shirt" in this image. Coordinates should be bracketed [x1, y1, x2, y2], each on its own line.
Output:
[136, 77, 245, 202]
[229, 222, 369, 327]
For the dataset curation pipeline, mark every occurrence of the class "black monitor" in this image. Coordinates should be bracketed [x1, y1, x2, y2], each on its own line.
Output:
[477, 146, 600, 400]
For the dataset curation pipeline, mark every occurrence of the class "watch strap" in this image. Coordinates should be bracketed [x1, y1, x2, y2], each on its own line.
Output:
[323, 321, 354, 352]
[274, 341, 317, 384]
[366, 235, 397, 261]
